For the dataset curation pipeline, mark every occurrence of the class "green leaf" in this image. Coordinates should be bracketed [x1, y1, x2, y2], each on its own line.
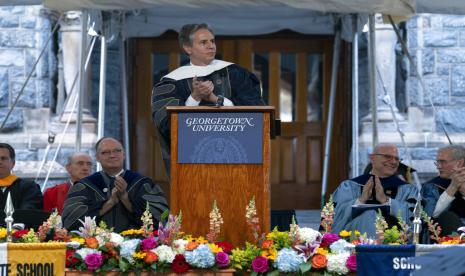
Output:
[251, 272, 258, 276]
[160, 209, 170, 223]
[267, 270, 280, 276]
[300, 262, 312, 274]
[119, 259, 130, 272]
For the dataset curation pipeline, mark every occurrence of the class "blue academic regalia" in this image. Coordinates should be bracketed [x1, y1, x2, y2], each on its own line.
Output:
[332, 174, 418, 238]
[422, 176, 465, 218]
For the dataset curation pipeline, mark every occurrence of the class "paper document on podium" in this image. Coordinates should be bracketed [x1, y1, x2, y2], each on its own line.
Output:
[351, 204, 390, 218]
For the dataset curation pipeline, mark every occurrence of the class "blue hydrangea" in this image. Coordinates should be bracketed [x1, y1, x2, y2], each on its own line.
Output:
[274, 248, 305, 273]
[329, 239, 352, 254]
[119, 239, 140, 264]
[184, 244, 215, 268]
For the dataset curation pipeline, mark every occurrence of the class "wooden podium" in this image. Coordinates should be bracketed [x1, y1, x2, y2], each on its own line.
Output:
[167, 106, 274, 246]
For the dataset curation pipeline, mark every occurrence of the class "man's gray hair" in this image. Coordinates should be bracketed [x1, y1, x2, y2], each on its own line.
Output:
[439, 145, 465, 161]
[178, 23, 214, 50]
[67, 152, 91, 165]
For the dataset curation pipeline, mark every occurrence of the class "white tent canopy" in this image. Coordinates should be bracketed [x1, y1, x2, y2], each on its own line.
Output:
[8, 0, 463, 16]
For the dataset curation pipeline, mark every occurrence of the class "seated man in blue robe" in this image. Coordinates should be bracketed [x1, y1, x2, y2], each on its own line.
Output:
[62, 137, 169, 232]
[332, 143, 419, 238]
[422, 145, 465, 236]
[151, 23, 265, 171]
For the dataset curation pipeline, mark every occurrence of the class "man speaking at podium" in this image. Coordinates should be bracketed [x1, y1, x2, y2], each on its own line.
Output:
[151, 23, 265, 168]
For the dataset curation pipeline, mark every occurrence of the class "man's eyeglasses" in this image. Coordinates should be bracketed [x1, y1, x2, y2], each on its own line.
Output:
[371, 153, 402, 162]
[99, 148, 123, 156]
[434, 159, 456, 167]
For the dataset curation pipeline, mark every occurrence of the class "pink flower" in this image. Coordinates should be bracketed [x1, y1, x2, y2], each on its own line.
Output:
[346, 254, 357, 272]
[215, 252, 230, 268]
[85, 253, 103, 270]
[321, 233, 340, 248]
[140, 237, 157, 250]
[251, 256, 269, 273]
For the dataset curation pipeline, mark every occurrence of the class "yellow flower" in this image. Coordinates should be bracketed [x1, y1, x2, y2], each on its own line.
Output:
[0, 228, 7, 239]
[133, 252, 147, 259]
[261, 248, 278, 261]
[339, 230, 350, 238]
[208, 243, 223, 253]
[121, 229, 144, 236]
[71, 237, 85, 245]
[316, 247, 328, 256]
[354, 231, 361, 237]
[441, 240, 460, 245]
[187, 236, 208, 244]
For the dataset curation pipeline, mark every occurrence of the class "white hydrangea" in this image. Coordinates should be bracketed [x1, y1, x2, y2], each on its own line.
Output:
[329, 239, 352, 254]
[76, 248, 99, 259]
[109, 233, 124, 246]
[153, 245, 176, 263]
[327, 253, 350, 275]
[298, 227, 322, 244]
[67, 241, 81, 249]
[172, 239, 189, 254]
[96, 235, 106, 247]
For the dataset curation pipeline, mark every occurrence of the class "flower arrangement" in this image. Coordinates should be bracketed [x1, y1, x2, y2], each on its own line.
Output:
[3, 196, 464, 275]
[421, 211, 465, 245]
[65, 202, 234, 274]
[228, 198, 357, 275]
[0, 210, 70, 243]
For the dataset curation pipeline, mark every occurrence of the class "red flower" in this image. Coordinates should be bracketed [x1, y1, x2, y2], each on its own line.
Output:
[172, 254, 190, 273]
[12, 229, 29, 239]
[215, 241, 233, 254]
[66, 250, 80, 267]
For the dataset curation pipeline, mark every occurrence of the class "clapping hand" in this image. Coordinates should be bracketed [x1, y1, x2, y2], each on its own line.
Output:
[191, 76, 214, 101]
[373, 176, 388, 203]
[450, 166, 465, 196]
[114, 176, 128, 198]
[359, 177, 374, 203]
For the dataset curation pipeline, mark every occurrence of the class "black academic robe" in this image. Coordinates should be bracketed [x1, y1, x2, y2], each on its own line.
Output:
[62, 170, 169, 232]
[0, 178, 43, 210]
[151, 63, 265, 149]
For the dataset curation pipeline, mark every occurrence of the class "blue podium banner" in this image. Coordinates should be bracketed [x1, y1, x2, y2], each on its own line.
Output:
[356, 245, 417, 276]
[178, 112, 263, 164]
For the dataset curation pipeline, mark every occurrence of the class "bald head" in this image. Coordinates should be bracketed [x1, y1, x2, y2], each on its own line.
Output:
[95, 137, 125, 175]
[370, 143, 400, 177]
[66, 152, 93, 182]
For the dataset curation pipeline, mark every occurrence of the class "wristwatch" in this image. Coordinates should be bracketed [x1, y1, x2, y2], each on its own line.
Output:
[216, 95, 224, 106]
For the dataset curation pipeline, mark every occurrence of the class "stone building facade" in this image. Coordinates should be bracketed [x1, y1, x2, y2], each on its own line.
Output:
[358, 14, 465, 182]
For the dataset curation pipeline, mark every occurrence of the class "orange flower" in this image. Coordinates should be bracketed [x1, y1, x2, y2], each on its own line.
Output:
[85, 237, 99, 249]
[311, 254, 327, 269]
[144, 251, 158, 264]
[261, 240, 274, 249]
[185, 241, 199, 251]
[261, 248, 278, 261]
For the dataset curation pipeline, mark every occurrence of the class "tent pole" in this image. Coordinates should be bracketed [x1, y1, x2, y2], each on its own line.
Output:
[351, 14, 360, 177]
[368, 14, 378, 147]
[96, 33, 107, 172]
[76, 9, 88, 151]
[97, 35, 107, 140]
[321, 23, 341, 208]
[120, 36, 131, 169]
